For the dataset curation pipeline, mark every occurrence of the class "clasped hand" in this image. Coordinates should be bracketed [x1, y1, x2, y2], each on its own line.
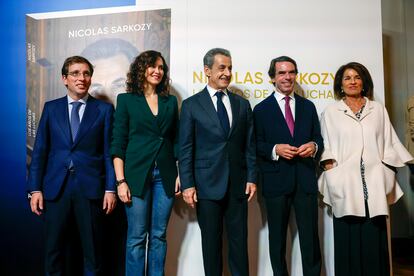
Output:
[276, 142, 315, 160]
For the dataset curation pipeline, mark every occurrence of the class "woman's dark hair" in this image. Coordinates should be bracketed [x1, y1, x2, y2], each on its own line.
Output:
[333, 62, 374, 100]
[126, 50, 170, 96]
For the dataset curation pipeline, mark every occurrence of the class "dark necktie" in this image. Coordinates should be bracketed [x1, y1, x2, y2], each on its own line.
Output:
[215, 91, 230, 136]
[70, 101, 82, 141]
[284, 96, 294, 136]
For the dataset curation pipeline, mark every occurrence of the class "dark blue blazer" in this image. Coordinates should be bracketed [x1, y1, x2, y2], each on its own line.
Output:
[178, 88, 257, 200]
[253, 92, 323, 197]
[27, 95, 116, 200]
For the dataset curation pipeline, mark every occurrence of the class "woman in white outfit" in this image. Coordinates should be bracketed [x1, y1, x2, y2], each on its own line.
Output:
[318, 62, 413, 276]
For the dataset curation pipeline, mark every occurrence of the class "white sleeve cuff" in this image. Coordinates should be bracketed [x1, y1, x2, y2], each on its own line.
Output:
[271, 144, 279, 161]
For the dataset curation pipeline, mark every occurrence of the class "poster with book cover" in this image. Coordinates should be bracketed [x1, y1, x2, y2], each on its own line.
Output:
[26, 8, 171, 166]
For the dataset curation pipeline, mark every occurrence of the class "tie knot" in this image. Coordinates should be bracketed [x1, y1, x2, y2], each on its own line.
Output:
[215, 91, 224, 99]
[71, 101, 82, 110]
[284, 96, 291, 103]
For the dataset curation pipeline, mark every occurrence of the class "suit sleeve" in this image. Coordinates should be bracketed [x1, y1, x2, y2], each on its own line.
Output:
[245, 102, 257, 183]
[27, 102, 51, 192]
[178, 100, 195, 190]
[253, 108, 275, 161]
[104, 104, 116, 191]
[111, 94, 129, 160]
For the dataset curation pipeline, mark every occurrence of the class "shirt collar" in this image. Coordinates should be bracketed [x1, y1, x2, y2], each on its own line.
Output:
[274, 90, 294, 102]
[207, 85, 228, 98]
[67, 93, 89, 105]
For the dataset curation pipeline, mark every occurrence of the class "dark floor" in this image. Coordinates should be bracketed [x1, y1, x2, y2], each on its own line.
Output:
[392, 238, 414, 276]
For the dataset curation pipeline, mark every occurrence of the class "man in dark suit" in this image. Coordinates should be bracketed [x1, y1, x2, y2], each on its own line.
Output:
[179, 48, 257, 276]
[27, 56, 117, 276]
[253, 56, 322, 276]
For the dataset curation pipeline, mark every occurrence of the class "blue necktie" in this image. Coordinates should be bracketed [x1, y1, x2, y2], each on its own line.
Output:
[215, 91, 230, 136]
[70, 101, 82, 141]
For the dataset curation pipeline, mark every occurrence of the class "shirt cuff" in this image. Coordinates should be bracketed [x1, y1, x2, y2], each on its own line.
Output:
[312, 142, 318, 158]
[271, 144, 279, 161]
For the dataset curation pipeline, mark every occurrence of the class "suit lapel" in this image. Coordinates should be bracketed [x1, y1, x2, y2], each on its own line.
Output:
[156, 95, 169, 131]
[270, 92, 292, 138]
[359, 97, 373, 120]
[293, 94, 303, 138]
[55, 96, 72, 145]
[135, 94, 163, 134]
[197, 88, 223, 131]
[72, 96, 100, 148]
[338, 99, 367, 121]
[228, 91, 239, 138]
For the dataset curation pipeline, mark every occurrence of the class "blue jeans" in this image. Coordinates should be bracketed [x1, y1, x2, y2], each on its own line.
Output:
[125, 167, 174, 276]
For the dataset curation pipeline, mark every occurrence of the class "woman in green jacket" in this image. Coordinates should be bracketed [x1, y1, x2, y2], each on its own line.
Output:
[111, 50, 179, 276]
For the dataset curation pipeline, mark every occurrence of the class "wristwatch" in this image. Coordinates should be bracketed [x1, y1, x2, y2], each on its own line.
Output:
[116, 179, 127, 186]
[27, 191, 40, 200]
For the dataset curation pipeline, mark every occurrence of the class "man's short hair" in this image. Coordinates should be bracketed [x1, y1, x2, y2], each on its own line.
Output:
[61, 56, 94, 76]
[81, 38, 138, 63]
[268, 56, 298, 79]
[203, 48, 231, 68]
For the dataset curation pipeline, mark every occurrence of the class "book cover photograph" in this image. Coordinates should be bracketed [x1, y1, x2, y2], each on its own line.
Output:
[26, 8, 171, 166]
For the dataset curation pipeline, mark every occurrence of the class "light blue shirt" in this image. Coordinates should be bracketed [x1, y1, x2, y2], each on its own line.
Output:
[67, 94, 88, 122]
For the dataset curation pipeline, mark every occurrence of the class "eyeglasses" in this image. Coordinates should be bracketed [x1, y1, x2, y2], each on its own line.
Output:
[67, 71, 92, 78]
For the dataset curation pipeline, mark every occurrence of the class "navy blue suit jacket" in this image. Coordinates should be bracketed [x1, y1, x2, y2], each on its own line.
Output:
[179, 88, 257, 200]
[27, 95, 115, 200]
[253, 92, 323, 197]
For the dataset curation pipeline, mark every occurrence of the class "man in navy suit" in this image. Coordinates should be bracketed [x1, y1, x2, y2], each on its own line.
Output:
[253, 56, 322, 276]
[179, 48, 257, 276]
[27, 56, 117, 276]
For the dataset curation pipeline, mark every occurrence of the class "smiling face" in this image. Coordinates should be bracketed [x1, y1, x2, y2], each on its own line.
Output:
[205, 54, 232, 90]
[341, 68, 363, 98]
[62, 62, 92, 100]
[144, 57, 164, 89]
[89, 54, 130, 105]
[272, 61, 297, 95]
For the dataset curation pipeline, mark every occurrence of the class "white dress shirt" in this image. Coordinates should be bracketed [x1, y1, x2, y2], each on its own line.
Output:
[274, 90, 295, 119]
[207, 85, 233, 127]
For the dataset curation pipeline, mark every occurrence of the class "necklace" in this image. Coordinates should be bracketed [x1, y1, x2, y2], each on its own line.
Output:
[344, 97, 366, 114]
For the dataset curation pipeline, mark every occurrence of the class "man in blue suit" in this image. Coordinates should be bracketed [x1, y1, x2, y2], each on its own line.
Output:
[253, 56, 322, 276]
[179, 48, 257, 276]
[27, 56, 117, 276]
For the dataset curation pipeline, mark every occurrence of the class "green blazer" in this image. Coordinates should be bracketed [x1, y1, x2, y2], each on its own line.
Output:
[111, 93, 179, 197]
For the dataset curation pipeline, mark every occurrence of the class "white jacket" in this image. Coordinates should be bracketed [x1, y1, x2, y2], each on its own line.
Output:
[318, 98, 413, 218]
